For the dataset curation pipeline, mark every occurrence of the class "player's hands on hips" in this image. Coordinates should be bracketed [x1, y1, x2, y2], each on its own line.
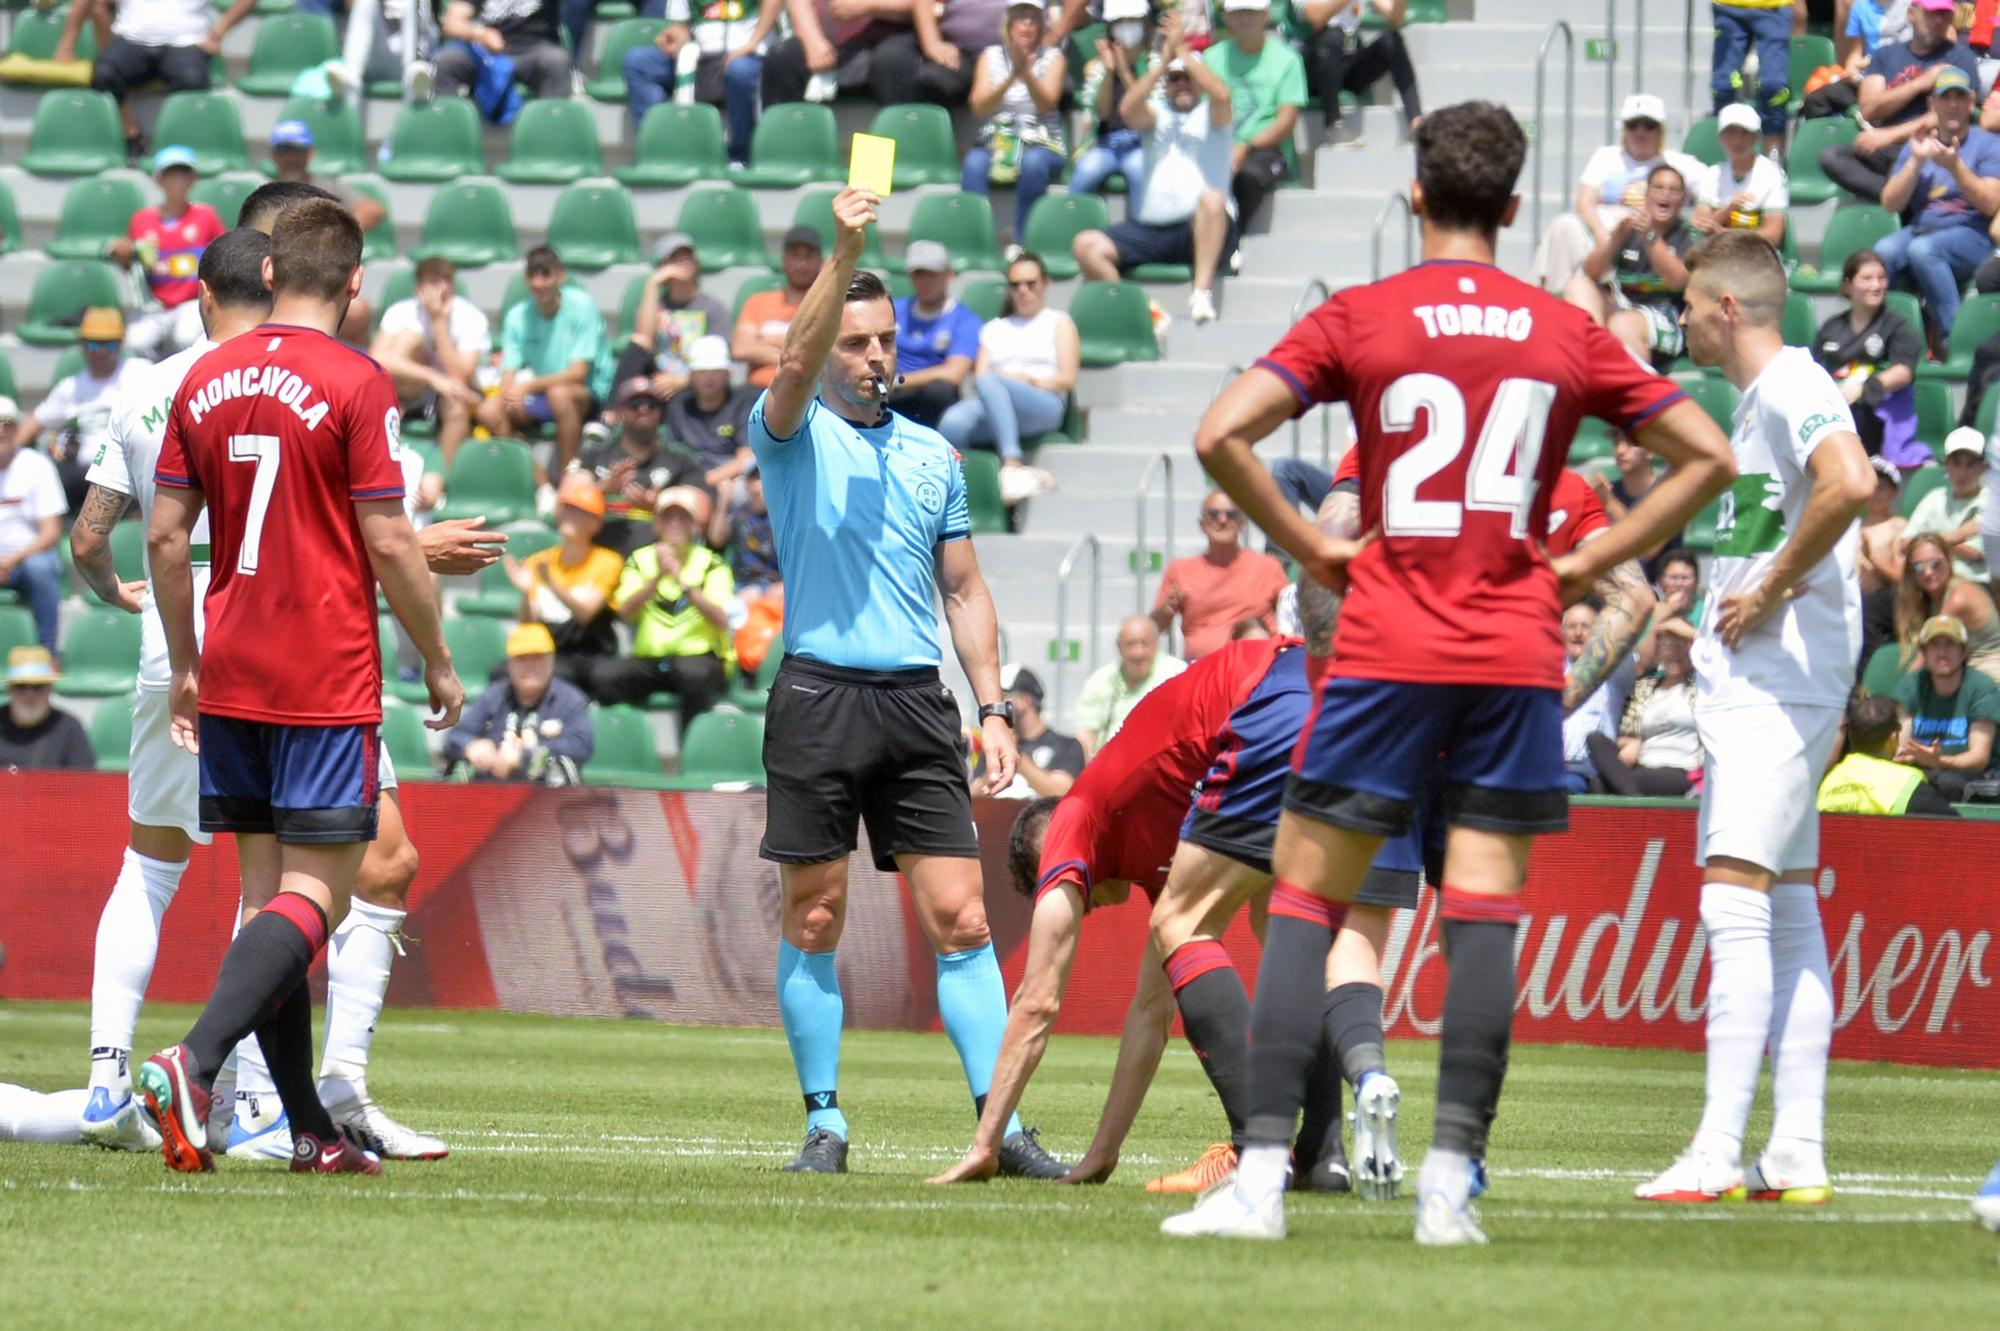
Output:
[927, 1143, 999, 1184]
[980, 715, 1018, 794]
[1717, 579, 1799, 649]
[424, 660, 465, 730]
[107, 578, 149, 615]
[168, 668, 199, 754]
[420, 516, 508, 574]
[830, 188, 879, 264]
[1058, 1151, 1118, 1185]
[1297, 528, 1374, 598]
[1548, 549, 1600, 606]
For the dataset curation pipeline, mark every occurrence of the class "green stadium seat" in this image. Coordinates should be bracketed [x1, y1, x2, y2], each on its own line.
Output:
[1901, 462, 1945, 517]
[1913, 379, 1953, 452]
[342, 174, 396, 261]
[1682, 116, 1722, 167]
[960, 449, 1008, 534]
[191, 173, 263, 226]
[789, 187, 889, 271]
[729, 271, 784, 325]
[436, 437, 537, 525]
[416, 180, 518, 268]
[1022, 193, 1111, 281]
[496, 99, 604, 184]
[902, 192, 1005, 273]
[585, 17, 665, 101]
[0, 180, 17, 257]
[1569, 416, 1615, 465]
[1672, 374, 1739, 432]
[234, 13, 338, 95]
[1792, 204, 1895, 294]
[1070, 280, 1159, 367]
[662, 707, 765, 788]
[379, 98, 485, 182]
[959, 276, 1007, 322]
[1919, 292, 2000, 381]
[381, 615, 426, 705]
[676, 185, 770, 271]
[3, 7, 98, 68]
[0, 352, 15, 402]
[20, 89, 124, 176]
[443, 617, 509, 686]
[736, 102, 841, 188]
[866, 103, 960, 188]
[1886, 290, 1922, 340]
[1784, 113, 1857, 206]
[1859, 642, 1911, 696]
[47, 177, 146, 260]
[19, 260, 125, 347]
[89, 700, 132, 774]
[1788, 35, 1836, 109]
[152, 92, 249, 175]
[55, 608, 140, 697]
[583, 704, 671, 787]
[1127, 259, 1194, 283]
[1040, 392, 1084, 444]
[0, 605, 36, 656]
[109, 522, 146, 583]
[616, 102, 727, 187]
[727, 647, 783, 712]
[1781, 291, 1817, 347]
[380, 698, 438, 779]
[457, 560, 527, 618]
[1682, 494, 1723, 553]
[265, 97, 366, 177]
[546, 182, 642, 270]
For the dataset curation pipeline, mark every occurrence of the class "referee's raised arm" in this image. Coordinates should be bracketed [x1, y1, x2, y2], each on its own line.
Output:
[760, 188, 880, 441]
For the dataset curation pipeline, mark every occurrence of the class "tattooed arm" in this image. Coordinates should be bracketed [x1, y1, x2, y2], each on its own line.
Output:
[1296, 485, 1360, 658]
[68, 483, 146, 614]
[1562, 544, 1655, 714]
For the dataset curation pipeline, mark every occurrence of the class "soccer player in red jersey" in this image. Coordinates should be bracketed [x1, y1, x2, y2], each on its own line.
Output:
[1163, 100, 1735, 1244]
[136, 199, 464, 1175]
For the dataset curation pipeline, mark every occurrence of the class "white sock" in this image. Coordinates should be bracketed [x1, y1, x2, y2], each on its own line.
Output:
[319, 899, 403, 1095]
[1692, 882, 1773, 1167]
[1234, 1143, 1290, 1206]
[1766, 882, 1832, 1166]
[87, 849, 185, 1095]
[233, 1035, 277, 1103]
[0, 1084, 90, 1143]
[1417, 1147, 1473, 1205]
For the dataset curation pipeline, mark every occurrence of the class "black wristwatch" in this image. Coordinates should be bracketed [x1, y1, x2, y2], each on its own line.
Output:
[978, 701, 1016, 728]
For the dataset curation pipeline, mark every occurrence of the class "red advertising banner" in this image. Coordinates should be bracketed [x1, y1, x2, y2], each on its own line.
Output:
[0, 775, 1990, 1067]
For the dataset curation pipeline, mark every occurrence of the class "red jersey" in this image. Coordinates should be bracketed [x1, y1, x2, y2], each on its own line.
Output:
[1334, 449, 1608, 557]
[155, 325, 407, 726]
[130, 203, 227, 308]
[1259, 261, 1680, 690]
[1037, 637, 1292, 904]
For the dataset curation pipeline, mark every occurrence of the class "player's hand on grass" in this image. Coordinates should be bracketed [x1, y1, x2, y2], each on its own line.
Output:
[830, 188, 880, 264]
[979, 715, 1018, 794]
[424, 661, 465, 730]
[420, 516, 508, 574]
[168, 668, 199, 754]
[927, 1143, 999, 1184]
[1058, 1152, 1117, 1185]
[106, 578, 148, 615]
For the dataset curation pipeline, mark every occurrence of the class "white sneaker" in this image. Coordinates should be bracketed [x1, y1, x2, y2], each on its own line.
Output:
[325, 62, 359, 103]
[1160, 1180, 1286, 1240]
[1414, 1188, 1488, 1246]
[1634, 1143, 1741, 1203]
[1350, 1072, 1405, 1201]
[205, 1067, 236, 1155]
[225, 1092, 296, 1162]
[1188, 289, 1218, 325]
[404, 61, 435, 103]
[324, 1086, 450, 1161]
[997, 463, 1057, 505]
[1728, 1146, 1831, 1205]
[77, 1087, 162, 1153]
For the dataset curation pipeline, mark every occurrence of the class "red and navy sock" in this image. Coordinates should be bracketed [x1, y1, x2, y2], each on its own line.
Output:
[1433, 887, 1521, 1156]
[1241, 882, 1347, 1149]
[183, 893, 329, 1090]
[1163, 939, 1250, 1145]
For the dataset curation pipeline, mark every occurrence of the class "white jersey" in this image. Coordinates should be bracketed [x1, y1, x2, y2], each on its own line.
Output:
[1692, 347, 1862, 711]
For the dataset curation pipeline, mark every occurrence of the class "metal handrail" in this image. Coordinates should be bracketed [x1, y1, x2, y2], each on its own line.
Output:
[1369, 192, 1413, 282]
[1631, 0, 1643, 107]
[1682, 0, 1696, 139]
[1132, 450, 1177, 614]
[1531, 21, 1577, 250]
[1288, 279, 1332, 462]
[1605, 0, 1619, 124]
[1051, 532, 1101, 722]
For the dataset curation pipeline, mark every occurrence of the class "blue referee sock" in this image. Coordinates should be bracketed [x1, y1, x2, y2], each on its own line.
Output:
[777, 941, 847, 1141]
[936, 943, 1023, 1138]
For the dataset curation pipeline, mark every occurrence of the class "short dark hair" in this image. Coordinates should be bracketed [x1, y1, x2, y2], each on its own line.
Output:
[1847, 692, 1901, 753]
[1008, 797, 1061, 898]
[1647, 162, 1686, 191]
[525, 245, 564, 277]
[415, 256, 457, 286]
[845, 269, 890, 305]
[198, 227, 275, 311]
[1660, 550, 1700, 578]
[237, 180, 338, 232]
[1842, 247, 1885, 286]
[1001, 251, 1048, 318]
[269, 199, 362, 303]
[1413, 101, 1526, 236]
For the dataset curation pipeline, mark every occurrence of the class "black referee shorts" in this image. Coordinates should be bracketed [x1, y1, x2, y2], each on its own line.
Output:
[760, 656, 980, 872]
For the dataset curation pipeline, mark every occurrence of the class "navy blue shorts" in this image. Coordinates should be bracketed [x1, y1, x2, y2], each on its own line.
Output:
[199, 716, 382, 844]
[524, 391, 599, 426]
[1286, 678, 1568, 840]
[1108, 216, 1239, 270]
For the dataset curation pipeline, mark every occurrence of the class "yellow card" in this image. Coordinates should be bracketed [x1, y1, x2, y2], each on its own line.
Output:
[848, 133, 897, 196]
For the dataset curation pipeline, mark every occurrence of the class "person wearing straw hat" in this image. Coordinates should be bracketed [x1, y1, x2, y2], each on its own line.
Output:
[0, 646, 93, 771]
[26, 308, 145, 515]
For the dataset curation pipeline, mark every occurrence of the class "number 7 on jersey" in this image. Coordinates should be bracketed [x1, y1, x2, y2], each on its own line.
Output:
[227, 433, 281, 575]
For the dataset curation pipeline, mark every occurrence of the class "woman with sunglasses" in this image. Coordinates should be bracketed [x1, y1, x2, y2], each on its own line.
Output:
[939, 252, 1078, 502]
[1895, 530, 2000, 685]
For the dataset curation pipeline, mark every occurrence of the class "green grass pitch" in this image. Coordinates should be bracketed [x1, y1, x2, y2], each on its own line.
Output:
[2, 1001, 1994, 1329]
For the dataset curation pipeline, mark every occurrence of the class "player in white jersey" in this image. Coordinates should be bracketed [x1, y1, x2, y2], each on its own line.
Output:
[1636, 232, 1876, 1206]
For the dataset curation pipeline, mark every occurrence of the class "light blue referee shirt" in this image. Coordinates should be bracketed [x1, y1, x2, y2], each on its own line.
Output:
[749, 393, 971, 670]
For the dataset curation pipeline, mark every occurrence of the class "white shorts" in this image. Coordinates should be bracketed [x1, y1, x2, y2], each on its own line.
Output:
[379, 740, 398, 793]
[127, 687, 210, 844]
[1694, 701, 1843, 875]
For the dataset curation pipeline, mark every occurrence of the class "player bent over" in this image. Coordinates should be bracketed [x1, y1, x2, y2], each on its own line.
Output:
[139, 200, 463, 1174]
[1165, 100, 1733, 1244]
[1635, 232, 1873, 1206]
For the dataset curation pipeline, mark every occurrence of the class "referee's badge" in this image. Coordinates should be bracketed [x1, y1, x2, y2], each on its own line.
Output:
[916, 478, 944, 514]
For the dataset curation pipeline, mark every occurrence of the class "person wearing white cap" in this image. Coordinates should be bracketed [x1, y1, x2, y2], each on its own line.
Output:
[1208, 0, 1309, 228]
[1531, 92, 1702, 291]
[1908, 425, 1991, 583]
[1711, 0, 1796, 153]
[889, 239, 984, 428]
[1691, 102, 1790, 248]
[0, 400, 66, 656]
[1288, 0, 1422, 150]
[371, 255, 492, 466]
[613, 232, 730, 404]
[664, 335, 758, 490]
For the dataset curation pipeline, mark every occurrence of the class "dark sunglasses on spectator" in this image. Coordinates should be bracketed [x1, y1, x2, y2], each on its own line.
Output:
[82, 340, 119, 353]
[1203, 506, 1240, 520]
[1912, 558, 1948, 573]
[9, 682, 51, 693]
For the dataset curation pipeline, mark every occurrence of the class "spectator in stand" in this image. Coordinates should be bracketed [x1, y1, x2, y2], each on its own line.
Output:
[1710, 0, 1799, 155]
[972, 664, 1085, 797]
[708, 464, 780, 600]
[1589, 431, 1687, 583]
[1800, 0, 1911, 120]
[89, 0, 255, 158]
[265, 121, 384, 343]
[597, 485, 735, 723]
[0, 647, 93, 772]
[622, 0, 779, 168]
[1657, 549, 1705, 624]
[371, 256, 489, 468]
[1209, 0, 1308, 229]
[1819, 0, 1981, 203]
[508, 475, 625, 684]
[1533, 94, 1701, 292]
[1813, 249, 1927, 469]
[960, 2, 1068, 240]
[906, 0, 1024, 109]
[1908, 427, 1991, 581]
[1859, 456, 1908, 661]
[442, 623, 595, 785]
[938, 252, 1076, 503]
[1567, 164, 1693, 369]
[1150, 489, 1291, 659]
[26, 308, 145, 516]
[663, 336, 757, 491]
[1691, 103, 1790, 249]
[614, 234, 732, 406]
[735, 226, 822, 390]
[1071, 613, 1185, 756]
[437, 0, 573, 101]
[1070, 0, 1154, 203]
[482, 246, 605, 472]
[1819, 691, 1960, 814]
[0, 401, 66, 656]
[574, 380, 708, 554]
[1286, 0, 1423, 150]
[889, 240, 981, 429]
[110, 147, 225, 361]
[1590, 616, 1703, 797]
[761, 0, 916, 106]
[1876, 66, 2000, 344]
[327, 0, 436, 103]
[1892, 612, 2000, 798]
[1072, 18, 1237, 325]
[1559, 600, 1636, 792]
[1897, 527, 2000, 679]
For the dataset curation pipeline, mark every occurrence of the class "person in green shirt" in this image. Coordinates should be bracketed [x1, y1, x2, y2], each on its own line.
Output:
[1890, 613, 2000, 802]
[1208, 0, 1309, 226]
[595, 484, 736, 726]
[479, 244, 607, 472]
[1070, 614, 1186, 757]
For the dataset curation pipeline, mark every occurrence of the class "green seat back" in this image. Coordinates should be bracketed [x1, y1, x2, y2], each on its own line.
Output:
[443, 616, 510, 685]
[0, 179, 16, 257]
[153, 92, 249, 174]
[904, 192, 1004, 273]
[1682, 495, 1723, 552]
[265, 96, 367, 176]
[1672, 374, 1739, 432]
[1569, 416, 1615, 466]
[0, 605, 37, 656]
[20, 260, 125, 346]
[1780, 291, 1816, 347]
[379, 98, 485, 182]
[865, 103, 960, 188]
[21, 89, 123, 176]
[1794, 204, 1894, 292]
[1069, 280, 1159, 366]
[1885, 290, 1923, 338]
[960, 449, 1007, 534]
[1022, 193, 1111, 280]
[437, 438, 537, 525]
[1859, 642, 1912, 697]
[789, 186, 889, 270]
[6, 8, 99, 63]
[1788, 34, 1836, 103]
[585, 17, 666, 101]
[496, 99, 604, 184]
[737, 101, 842, 188]
[1901, 462, 1946, 517]
[417, 180, 517, 268]
[1940, 293, 2000, 377]
[90, 700, 133, 773]
[616, 102, 727, 187]
[583, 703, 666, 786]
[191, 173, 264, 227]
[676, 185, 769, 271]
[729, 271, 785, 325]
[671, 707, 766, 785]
[55, 608, 141, 697]
[235, 13, 339, 95]
[546, 181, 641, 270]
[109, 521, 146, 582]
[342, 173, 397, 261]
[380, 698, 437, 778]
[1784, 113, 1857, 206]
[1681, 116, 1722, 167]
[48, 177, 146, 260]
[1913, 378, 1953, 453]
[959, 276, 1008, 322]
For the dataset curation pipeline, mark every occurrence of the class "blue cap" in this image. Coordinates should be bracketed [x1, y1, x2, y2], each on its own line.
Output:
[269, 119, 314, 149]
[153, 144, 197, 174]
[1932, 65, 1975, 96]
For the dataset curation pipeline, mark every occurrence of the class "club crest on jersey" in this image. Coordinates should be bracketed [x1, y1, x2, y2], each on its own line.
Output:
[186, 366, 329, 431]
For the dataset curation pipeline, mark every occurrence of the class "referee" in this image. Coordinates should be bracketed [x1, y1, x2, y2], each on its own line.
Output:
[750, 187, 1063, 1179]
